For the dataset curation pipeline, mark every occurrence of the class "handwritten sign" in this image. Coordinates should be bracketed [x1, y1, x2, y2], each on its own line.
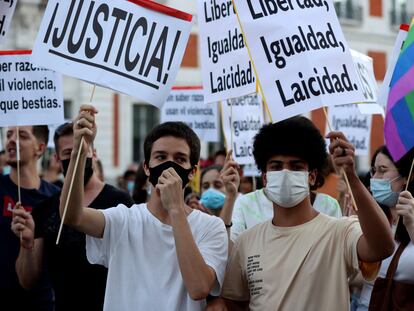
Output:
[221, 94, 264, 164]
[0, 0, 17, 44]
[351, 49, 378, 104]
[197, 0, 256, 103]
[232, 0, 366, 122]
[326, 104, 372, 156]
[0, 50, 64, 127]
[160, 87, 219, 142]
[32, 0, 193, 108]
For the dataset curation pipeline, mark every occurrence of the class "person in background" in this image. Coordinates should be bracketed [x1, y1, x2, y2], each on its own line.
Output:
[11, 122, 134, 311]
[132, 161, 150, 204]
[1, 126, 60, 311]
[355, 145, 414, 310]
[122, 169, 137, 195]
[0, 149, 11, 175]
[42, 154, 63, 188]
[214, 149, 226, 166]
[239, 175, 255, 194]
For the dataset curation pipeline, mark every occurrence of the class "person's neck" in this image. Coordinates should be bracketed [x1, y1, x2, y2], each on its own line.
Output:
[43, 170, 60, 182]
[147, 190, 191, 225]
[9, 163, 40, 190]
[272, 197, 319, 227]
[83, 174, 105, 206]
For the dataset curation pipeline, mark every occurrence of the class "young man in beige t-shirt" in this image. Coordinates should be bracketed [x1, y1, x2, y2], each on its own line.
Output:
[206, 116, 394, 311]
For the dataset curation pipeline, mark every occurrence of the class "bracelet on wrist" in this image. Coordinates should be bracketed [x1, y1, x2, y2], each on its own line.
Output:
[225, 222, 233, 228]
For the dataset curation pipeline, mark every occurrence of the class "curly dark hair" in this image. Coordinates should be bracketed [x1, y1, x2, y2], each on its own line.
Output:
[144, 122, 200, 167]
[253, 116, 327, 173]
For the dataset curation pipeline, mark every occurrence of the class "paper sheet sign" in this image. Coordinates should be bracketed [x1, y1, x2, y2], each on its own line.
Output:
[0, 0, 17, 44]
[160, 87, 220, 142]
[32, 0, 193, 108]
[351, 49, 378, 104]
[326, 104, 372, 156]
[0, 50, 64, 127]
[197, 0, 256, 103]
[221, 94, 264, 164]
[232, 0, 366, 122]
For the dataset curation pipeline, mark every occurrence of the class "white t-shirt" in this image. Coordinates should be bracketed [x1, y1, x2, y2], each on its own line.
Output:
[357, 241, 414, 310]
[86, 204, 228, 311]
[231, 189, 342, 241]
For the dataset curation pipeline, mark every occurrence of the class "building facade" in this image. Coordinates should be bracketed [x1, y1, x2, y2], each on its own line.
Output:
[0, 0, 412, 181]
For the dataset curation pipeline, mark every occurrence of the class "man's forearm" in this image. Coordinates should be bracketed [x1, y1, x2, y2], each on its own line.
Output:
[16, 239, 44, 289]
[170, 208, 216, 300]
[348, 173, 394, 259]
[59, 149, 87, 227]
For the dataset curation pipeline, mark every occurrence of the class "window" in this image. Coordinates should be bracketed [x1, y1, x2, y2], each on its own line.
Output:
[132, 104, 159, 163]
[334, 0, 363, 24]
[391, 0, 410, 26]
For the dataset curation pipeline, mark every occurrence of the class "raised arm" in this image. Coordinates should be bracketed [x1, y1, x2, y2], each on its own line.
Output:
[328, 131, 394, 262]
[59, 105, 105, 238]
[11, 203, 44, 289]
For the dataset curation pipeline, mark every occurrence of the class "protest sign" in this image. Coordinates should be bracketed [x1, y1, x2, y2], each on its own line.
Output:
[197, 0, 256, 103]
[0, 50, 64, 127]
[221, 94, 264, 164]
[351, 49, 378, 104]
[377, 24, 409, 110]
[326, 104, 372, 156]
[243, 164, 261, 177]
[32, 0, 193, 108]
[160, 87, 220, 142]
[232, 0, 366, 122]
[0, 0, 17, 44]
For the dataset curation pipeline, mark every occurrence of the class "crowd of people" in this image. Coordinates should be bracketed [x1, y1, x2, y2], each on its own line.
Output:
[1, 105, 414, 310]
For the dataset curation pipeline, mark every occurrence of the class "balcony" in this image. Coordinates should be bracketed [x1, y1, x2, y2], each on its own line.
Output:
[334, 1, 363, 26]
[390, 9, 412, 27]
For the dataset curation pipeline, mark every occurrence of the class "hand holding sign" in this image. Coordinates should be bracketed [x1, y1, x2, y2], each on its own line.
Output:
[220, 151, 240, 197]
[73, 105, 98, 155]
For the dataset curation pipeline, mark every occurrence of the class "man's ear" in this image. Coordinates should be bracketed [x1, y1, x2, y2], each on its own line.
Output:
[36, 142, 46, 158]
[309, 169, 317, 187]
[262, 172, 267, 187]
[143, 161, 150, 177]
[92, 148, 97, 159]
[188, 165, 198, 182]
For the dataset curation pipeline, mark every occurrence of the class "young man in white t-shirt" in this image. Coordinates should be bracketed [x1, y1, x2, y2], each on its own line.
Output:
[206, 116, 394, 311]
[60, 105, 228, 311]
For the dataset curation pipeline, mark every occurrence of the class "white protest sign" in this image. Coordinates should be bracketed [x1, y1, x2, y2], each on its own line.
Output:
[232, 0, 366, 122]
[161, 87, 220, 142]
[197, 0, 256, 103]
[0, 51, 64, 127]
[221, 94, 264, 164]
[377, 24, 409, 110]
[32, 0, 193, 108]
[351, 49, 378, 104]
[0, 0, 17, 45]
[357, 103, 384, 117]
[326, 104, 372, 156]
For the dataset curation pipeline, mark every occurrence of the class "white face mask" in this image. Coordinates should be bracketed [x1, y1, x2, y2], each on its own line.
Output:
[264, 169, 310, 208]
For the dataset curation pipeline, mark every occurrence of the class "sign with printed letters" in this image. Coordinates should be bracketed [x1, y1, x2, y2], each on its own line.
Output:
[0, 0, 17, 44]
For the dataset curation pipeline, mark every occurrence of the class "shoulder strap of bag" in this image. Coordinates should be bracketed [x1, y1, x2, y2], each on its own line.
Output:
[385, 241, 408, 279]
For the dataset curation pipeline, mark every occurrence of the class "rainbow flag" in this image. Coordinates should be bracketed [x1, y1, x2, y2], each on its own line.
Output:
[385, 20, 414, 161]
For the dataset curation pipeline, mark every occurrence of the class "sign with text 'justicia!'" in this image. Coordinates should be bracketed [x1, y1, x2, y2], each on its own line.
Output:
[32, 0, 193, 108]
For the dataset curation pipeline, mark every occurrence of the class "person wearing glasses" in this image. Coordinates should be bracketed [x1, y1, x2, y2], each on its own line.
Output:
[11, 122, 134, 311]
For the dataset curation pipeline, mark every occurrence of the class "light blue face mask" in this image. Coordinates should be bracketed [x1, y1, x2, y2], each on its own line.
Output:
[370, 177, 400, 207]
[127, 181, 135, 193]
[200, 188, 226, 210]
[2, 166, 11, 175]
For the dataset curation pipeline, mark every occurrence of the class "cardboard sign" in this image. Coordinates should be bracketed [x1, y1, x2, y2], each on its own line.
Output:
[0, 0, 17, 44]
[221, 94, 264, 164]
[351, 49, 378, 103]
[377, 25, 409, 110]
[0, 50, 64, 127]
[326, 104, 372, 156]
[232, 0, 366, 122]
[197, 0, 256, 103]
[160, 87, 220, 142]
[32, 0, 193, 108]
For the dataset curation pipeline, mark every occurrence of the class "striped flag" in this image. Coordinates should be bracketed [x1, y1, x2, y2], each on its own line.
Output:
[385, 20, 414, 161]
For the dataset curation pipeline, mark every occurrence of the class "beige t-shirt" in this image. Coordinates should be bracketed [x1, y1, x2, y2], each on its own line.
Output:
[222, 213, 362, 311]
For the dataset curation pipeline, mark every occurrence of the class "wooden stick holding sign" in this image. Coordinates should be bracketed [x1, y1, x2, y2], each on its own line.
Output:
[323, 107, 358, 212]
[56, 85, 96, 245]
[16, 126, 23, 241]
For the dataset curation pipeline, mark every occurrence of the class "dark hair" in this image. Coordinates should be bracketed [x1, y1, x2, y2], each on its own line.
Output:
[123, 169, 136, 180]
[132, 162, 149, 204]
[53, 122, 73, 152]
[200, 165, 223, 184]
[214, 149, 226, 159]
[253, 116, 327, 173]
[310, 155, 335, 191]
[0, 150, 5, 155]
[32, 125, 49, 145]
[144, 122, 200, 167]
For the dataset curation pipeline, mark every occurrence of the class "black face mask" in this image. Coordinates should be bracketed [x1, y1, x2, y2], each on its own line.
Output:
[61, 158, 94, 185]
[148, 161, 192, 189]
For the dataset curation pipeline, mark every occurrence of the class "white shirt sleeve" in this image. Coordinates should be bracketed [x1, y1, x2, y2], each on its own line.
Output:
[231, 195, 248, 242]
[86, 204, 129, 267]
[197, 216, 229, 296]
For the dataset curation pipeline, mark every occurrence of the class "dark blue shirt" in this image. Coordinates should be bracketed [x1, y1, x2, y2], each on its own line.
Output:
[0, 174, 60, 311]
